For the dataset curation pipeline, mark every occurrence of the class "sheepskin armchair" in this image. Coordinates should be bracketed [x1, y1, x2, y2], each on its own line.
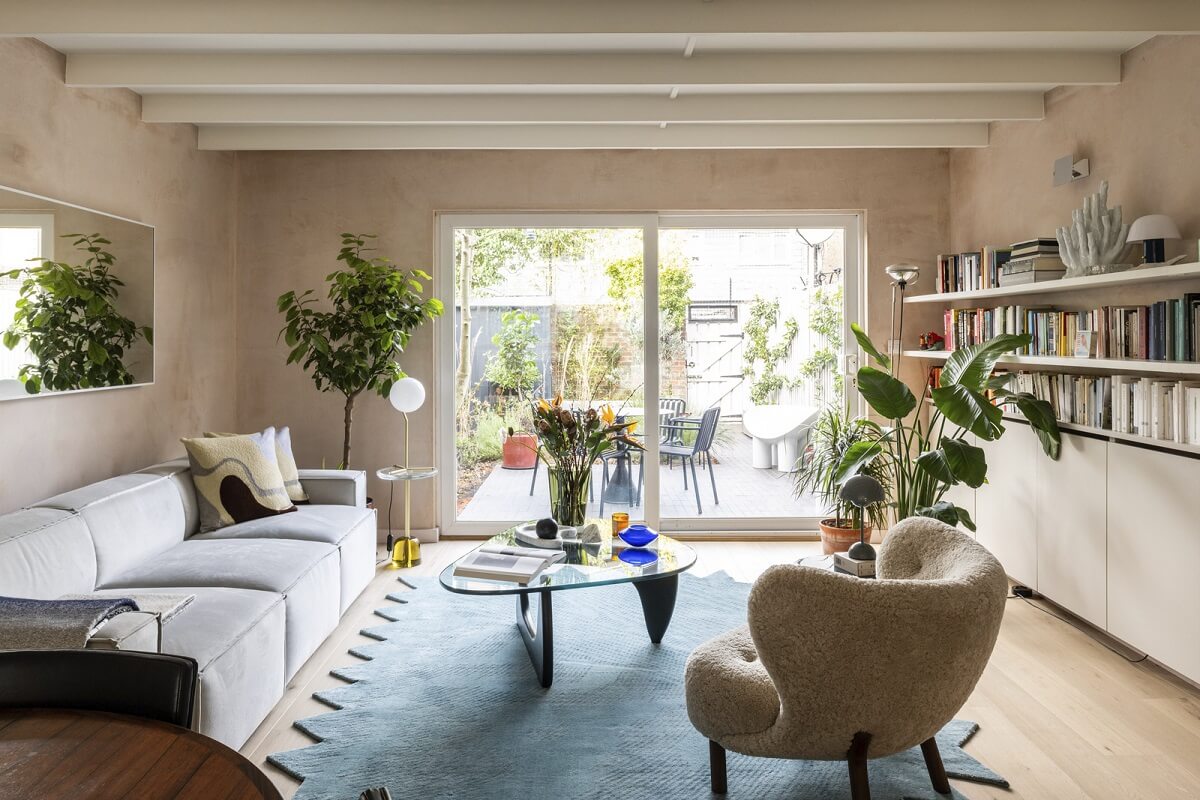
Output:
[685, 517, 1008, 799]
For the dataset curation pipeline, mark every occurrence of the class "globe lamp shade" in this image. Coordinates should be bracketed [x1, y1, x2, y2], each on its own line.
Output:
[389, 377, 426, 414]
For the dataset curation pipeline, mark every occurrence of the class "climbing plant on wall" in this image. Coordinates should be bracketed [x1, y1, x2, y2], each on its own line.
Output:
[743, 296, 799, 405]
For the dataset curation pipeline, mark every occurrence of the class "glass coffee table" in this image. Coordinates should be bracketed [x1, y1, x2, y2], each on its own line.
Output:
[440, 520, 697, 688]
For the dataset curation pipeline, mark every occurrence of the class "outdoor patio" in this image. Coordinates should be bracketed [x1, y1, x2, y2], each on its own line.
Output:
[458, 425, 825, 522]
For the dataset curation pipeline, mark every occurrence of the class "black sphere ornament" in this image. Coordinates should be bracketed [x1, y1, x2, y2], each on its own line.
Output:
[535, 517, 559, 540]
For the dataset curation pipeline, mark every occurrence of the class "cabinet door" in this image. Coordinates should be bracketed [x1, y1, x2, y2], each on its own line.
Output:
[1107, 444, 1200, 682]
[975, 422, 1039, 588]
[1036, 432, 1107, 628]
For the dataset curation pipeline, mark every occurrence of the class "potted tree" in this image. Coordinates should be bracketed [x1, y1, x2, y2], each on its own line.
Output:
[794, 406, 892, 553]
[484, 309, 542, 469]
[278, 233, 443, 469]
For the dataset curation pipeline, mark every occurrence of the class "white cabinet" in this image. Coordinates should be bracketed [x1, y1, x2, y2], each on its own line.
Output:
[975, 423, 1040, 588]
[1036, 432, 1108, 628]
[1106, 444, 1200, 683]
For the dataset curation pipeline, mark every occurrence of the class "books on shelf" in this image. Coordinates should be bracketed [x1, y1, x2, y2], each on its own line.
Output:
[1008, 370, 1200, 445]
[453, 546, 566, 584]
[941, 293, 1200, 363]
[1010, 238, 1061, 259]
[936, 246, 1013, 293]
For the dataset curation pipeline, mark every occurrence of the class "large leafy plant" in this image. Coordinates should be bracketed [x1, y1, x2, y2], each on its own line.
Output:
[844, 323, 1060, 530]
[278, 233, 444, 468]
[793, 405, 892, 530]
[2, 233, 152, 394]
[484, 309, 541, 398]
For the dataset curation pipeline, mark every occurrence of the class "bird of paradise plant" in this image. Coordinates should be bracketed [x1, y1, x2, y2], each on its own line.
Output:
[532, 395, 644, 526]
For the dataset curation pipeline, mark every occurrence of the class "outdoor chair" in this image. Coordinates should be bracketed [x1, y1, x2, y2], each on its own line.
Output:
[660, 406, 721, 514]
[659, 397, 688, 446]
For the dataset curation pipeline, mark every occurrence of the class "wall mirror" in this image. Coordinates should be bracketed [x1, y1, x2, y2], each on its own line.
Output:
[0, 185, 154, 400]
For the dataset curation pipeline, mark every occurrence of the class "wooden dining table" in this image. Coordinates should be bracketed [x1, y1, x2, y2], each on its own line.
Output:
[0, 708, 283, 800]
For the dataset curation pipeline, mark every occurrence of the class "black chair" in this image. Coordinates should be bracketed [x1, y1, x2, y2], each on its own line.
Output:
[0, 649, 198, 728]
[660, 407, 721, 514]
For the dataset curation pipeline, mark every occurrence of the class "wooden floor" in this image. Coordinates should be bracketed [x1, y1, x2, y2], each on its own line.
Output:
[241, 540, 1200, 800]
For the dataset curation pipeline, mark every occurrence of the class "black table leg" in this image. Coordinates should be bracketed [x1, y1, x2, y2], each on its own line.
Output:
[634, 575, 679, 644]
[516, 590, 553, 687]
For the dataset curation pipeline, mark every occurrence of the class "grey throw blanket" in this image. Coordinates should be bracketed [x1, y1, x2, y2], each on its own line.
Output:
[0, 595, 139, 650]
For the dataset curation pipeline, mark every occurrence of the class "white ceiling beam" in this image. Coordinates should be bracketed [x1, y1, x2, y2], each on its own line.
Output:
[143, 91, 1044, 125]
[66, 51, 1121, 90]
[6, 1, 1200, 35]
[195, 122, 989, 150]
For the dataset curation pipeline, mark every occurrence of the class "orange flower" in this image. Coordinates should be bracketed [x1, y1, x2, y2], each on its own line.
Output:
[537, 398, 551, 413]
[626, 419, 639, 435]
[600, 404, 616, 425]
[552, 394, 563, 408]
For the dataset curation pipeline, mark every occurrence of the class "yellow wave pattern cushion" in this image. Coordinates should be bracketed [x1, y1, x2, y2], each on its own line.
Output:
[182, 428, 297, 531]
[204, 425, 309, 504]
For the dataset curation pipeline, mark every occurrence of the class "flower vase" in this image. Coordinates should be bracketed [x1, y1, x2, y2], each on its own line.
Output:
[548, 467, 591, 527]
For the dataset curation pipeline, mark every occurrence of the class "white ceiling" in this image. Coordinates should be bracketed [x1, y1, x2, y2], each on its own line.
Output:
[12, 1, 1200, 150]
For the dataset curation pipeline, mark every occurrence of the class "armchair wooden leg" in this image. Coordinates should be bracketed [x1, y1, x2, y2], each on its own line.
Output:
[847, 731, 872, 800]
[920, 736, 952, 795]
[708, 740, 727, 794]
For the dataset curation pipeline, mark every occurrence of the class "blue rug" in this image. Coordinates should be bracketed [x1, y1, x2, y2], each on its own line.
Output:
[269, 572, 1008, 800]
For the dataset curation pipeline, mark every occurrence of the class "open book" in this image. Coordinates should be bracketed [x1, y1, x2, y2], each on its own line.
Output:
[454, 547, 565, 584]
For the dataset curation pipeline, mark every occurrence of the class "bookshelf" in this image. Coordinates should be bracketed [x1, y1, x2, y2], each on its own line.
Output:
[904, 260, 1200, 305]
[902, 349, 1200, 376]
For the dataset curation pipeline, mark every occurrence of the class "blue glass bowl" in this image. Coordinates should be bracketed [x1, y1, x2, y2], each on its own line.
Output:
[618, 524, 659, 548]
[619, 548, 659, 566]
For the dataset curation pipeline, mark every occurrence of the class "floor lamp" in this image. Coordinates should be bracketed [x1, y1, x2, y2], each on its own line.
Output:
[387, 377, 428, 568]
[884, 264, 920, 378]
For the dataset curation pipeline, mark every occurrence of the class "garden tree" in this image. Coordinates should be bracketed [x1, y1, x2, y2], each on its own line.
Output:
[278, 233, 443, 469]
[2, 233, 152, 394]
[743, 296, 799, 405]
[454, 228, 593, 413]
[603, 251, 694, 360]
[484, 309, 542, 401]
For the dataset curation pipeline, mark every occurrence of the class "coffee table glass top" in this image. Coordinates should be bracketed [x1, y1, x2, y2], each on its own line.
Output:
[439, 519, 697, 596]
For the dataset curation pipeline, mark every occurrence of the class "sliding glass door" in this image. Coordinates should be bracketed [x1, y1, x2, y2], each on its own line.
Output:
[437, 213, 861, 536]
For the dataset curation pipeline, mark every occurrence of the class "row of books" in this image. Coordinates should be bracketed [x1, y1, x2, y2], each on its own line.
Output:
[1008, 371, 1200, 445]
[941, 294, 1200, 362]
[935, 239, 1063, 293]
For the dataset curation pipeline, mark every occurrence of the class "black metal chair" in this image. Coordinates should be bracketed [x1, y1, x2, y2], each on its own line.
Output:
[660, 406, 721, 514]
[0, 649, 199, 728]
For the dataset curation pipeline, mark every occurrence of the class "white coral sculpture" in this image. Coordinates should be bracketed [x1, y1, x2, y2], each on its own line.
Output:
[1056, 180, 1130, 277]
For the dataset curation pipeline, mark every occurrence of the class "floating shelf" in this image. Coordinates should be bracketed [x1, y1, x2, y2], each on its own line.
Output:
[905, 261, 1200, 304]
[903, 349, 1200, 376]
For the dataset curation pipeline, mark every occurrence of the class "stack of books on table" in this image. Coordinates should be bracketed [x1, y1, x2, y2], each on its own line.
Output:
[998, 238, 1065, 286]
[453, 544, 566, 584]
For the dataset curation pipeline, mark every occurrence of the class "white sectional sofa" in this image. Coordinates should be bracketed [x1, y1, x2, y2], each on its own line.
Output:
[0, 458, 376, 748]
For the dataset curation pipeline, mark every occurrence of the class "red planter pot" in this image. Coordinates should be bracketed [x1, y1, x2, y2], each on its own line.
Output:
[818, 519, 872, 555]
[502, 433, 539, 469]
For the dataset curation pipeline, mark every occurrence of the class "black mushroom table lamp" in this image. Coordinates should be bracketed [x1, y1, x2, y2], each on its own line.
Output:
[839, 474, 886, 561]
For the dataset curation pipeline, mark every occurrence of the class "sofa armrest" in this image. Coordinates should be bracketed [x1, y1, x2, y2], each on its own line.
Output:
[85, 611, 160, 652]
[298, 469, 367, 507]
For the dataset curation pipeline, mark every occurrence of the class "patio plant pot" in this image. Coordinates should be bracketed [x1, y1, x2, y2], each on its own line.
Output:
[502, 432, 539, 469]
[818, 518, 870, 554]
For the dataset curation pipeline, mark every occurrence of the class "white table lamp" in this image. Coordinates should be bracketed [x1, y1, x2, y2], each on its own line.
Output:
[1128, 214, 1181, 264]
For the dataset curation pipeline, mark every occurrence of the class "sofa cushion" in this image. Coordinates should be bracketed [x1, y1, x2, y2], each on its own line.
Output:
[182, 429, 296, 531]
[101, 538, 339, 681]
[0, 508, 97, 598]
[90, 586, 287, 748]
[205, 426, 309, 504]
[33, 473, 188, 586]
[193, 505, 377, 613]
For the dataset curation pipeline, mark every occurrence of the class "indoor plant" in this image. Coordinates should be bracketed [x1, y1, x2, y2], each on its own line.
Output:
[532, 396, 642, 526]
[2, 232, 152, 394]
[278, 233, 443, 468]
[793, 406, 892, 553]
[842, 323, 1061, 530]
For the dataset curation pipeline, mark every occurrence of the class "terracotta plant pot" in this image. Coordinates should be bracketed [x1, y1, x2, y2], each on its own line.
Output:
[818, 518, 872, 555]
[501, 432, 539, 470]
